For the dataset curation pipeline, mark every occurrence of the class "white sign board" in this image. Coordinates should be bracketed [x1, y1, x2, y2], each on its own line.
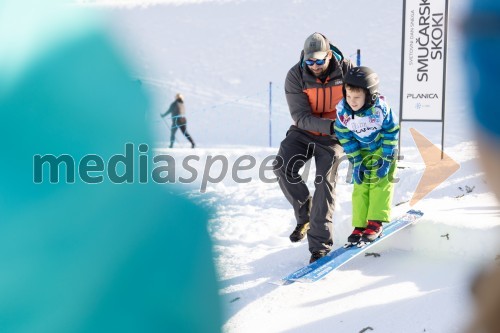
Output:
[401, 0, 448, 121]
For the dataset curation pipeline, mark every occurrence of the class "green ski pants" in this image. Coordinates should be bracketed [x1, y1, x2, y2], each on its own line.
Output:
[352, 148, 397, 228]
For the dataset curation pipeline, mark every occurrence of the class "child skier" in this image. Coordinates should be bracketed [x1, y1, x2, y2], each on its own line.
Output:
[334, 66, 400, 245]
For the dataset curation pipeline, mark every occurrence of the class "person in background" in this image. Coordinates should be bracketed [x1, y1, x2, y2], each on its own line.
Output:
[463, 0, 500, 332]
[334, 66, 399, 246]
[161, 93, 196, 148]
[273, 32, 353, 263]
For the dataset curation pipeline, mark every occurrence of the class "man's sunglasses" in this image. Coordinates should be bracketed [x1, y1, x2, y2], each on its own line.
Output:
[305, 58, 327, 66]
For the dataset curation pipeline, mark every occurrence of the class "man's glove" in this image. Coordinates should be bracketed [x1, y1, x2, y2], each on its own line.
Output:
[376, 156, 393, 178]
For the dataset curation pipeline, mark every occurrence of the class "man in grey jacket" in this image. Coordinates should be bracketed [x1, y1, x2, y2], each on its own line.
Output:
[273, 32, 352, 263]
[161, 93, 196, 148]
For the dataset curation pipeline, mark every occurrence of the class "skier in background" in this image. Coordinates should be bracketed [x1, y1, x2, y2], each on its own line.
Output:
[463, 0, 500, 332]
[161, 93, 196, 148]
[334, 66, 399, 246]
[273, 32, 353, 263]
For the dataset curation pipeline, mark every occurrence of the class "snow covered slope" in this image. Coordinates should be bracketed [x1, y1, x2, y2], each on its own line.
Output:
[155, 141, 499, 332]
[85, 0, 475, 147]
[79, 0, 500, 332]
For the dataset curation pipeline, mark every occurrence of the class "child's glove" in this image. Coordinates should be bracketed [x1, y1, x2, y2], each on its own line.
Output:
[348, 154, 364, 185]
[376, 156, 393, 178]
[352, 163, 367, 184]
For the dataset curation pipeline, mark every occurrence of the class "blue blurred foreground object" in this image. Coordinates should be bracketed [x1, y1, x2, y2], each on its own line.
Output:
[464, 0, 500, 138]
[0, 2, 222, 332]
[463, 1, 500, 333]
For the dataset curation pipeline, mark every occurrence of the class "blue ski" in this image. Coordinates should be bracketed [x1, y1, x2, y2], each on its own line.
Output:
[279, 209, 424, 284]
